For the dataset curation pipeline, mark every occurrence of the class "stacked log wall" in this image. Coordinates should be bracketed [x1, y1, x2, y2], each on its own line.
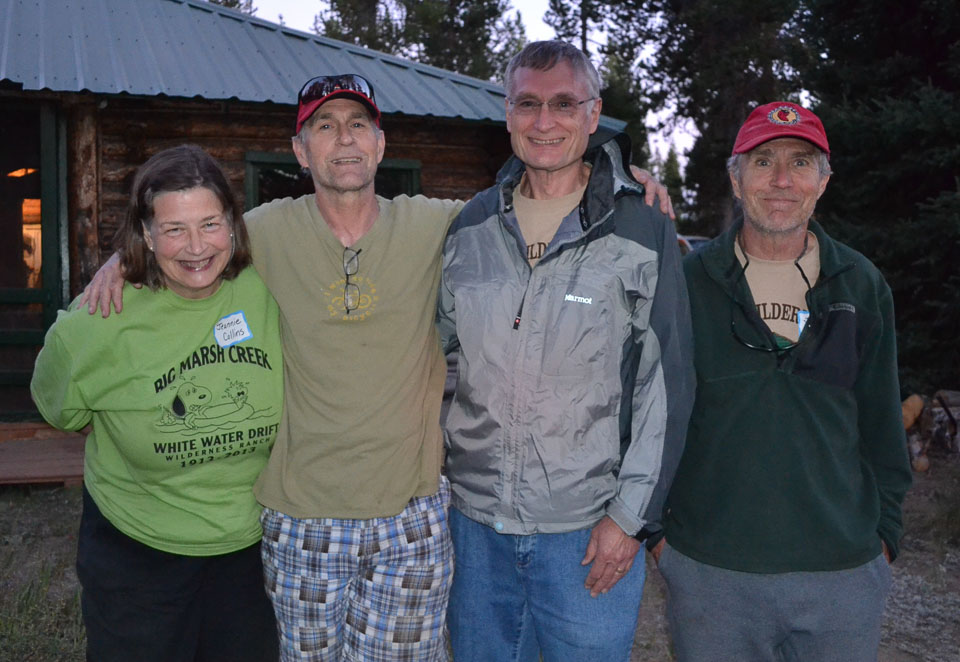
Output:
[90, 96, 512, 286]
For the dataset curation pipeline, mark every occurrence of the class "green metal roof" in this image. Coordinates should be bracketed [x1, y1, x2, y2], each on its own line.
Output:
[0, 0, 625, 132]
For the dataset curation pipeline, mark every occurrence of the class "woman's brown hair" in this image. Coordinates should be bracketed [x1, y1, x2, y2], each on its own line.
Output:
[115, 144, 252, 290]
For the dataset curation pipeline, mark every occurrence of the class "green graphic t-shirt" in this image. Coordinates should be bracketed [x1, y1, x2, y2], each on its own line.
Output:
[31, 267, 283, 556]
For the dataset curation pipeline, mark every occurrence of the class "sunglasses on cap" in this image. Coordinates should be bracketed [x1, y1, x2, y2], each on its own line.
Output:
[296, 74, 381, 132]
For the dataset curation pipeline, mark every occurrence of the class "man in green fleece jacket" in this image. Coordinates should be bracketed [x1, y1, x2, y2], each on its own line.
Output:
[652, 101, 912, 662]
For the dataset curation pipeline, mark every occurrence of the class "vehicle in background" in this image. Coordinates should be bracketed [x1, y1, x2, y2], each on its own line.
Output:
[678, 235, 711, 255]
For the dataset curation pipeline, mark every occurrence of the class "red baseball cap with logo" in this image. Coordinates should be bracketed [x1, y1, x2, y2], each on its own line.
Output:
[732, 101, 830, 157]
[296, 74, 381, 133]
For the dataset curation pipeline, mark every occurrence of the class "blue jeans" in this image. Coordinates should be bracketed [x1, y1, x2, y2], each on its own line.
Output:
[447, 507, 645, 662]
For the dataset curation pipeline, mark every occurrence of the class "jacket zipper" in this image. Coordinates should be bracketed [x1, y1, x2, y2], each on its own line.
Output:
[513, 296, 525, 330]
[503, 200, 613, 515]
[510, 204, 613, 331]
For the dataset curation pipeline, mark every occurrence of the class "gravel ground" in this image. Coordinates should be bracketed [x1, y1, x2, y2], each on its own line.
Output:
[628, 453, 960, 662]
[877, 454, 960, 662]
[1, 453, 957, 661]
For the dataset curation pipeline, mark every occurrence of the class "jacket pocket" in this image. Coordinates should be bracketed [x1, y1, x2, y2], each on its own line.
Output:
[792, 303, 875, 390]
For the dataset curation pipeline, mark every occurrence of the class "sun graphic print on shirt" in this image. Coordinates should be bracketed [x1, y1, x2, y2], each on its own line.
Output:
[323, 273, 379, 321]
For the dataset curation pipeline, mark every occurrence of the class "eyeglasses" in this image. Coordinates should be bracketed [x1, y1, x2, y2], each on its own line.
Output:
[730, 308, 800, 353]
[299, 74, 377, 106]
[343, 247, 361, 315]
[507, 96, 597, 117]
[729, 255, 813, 353]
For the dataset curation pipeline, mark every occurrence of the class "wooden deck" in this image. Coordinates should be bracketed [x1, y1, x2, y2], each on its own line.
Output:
[0, 422, 85, 486]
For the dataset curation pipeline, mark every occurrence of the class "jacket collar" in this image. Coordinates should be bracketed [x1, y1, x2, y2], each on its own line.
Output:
[495, 133, 642, 234]
[698, 217, 855, 295]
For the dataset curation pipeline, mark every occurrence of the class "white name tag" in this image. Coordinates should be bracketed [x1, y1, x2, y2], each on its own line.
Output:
[214, 311, 253, 348]
[797, 310, 810, 337]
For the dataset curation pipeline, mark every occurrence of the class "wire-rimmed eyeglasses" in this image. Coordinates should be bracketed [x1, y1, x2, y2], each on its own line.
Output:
[507, 95, 597, 117]
[343, 247, 361, 315]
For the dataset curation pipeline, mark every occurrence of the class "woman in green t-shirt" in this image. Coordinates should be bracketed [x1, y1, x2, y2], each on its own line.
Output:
[31, 145, 283, 662]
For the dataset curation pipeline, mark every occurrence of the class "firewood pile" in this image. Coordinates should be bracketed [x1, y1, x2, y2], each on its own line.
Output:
[902, 390, 960, 472]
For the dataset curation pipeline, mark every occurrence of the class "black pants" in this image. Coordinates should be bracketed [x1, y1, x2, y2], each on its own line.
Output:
[77, 487, 279, 662]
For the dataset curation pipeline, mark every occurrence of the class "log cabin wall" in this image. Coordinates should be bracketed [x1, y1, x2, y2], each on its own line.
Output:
[81, 95, 512, 291]
[0, 87, 512, 421]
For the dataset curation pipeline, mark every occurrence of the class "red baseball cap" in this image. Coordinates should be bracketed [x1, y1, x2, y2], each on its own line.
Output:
[732, 102, 830, 157]
[296, 74, 381, 133]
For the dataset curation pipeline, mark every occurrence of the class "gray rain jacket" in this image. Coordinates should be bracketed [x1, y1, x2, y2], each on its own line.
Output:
[438, 135, 695, 540]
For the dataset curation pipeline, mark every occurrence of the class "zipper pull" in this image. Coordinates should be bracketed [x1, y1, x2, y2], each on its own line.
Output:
[512, 297, 525, 330]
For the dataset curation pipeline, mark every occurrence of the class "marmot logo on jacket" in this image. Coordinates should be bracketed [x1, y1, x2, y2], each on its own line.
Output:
[564, 293, 593, 305]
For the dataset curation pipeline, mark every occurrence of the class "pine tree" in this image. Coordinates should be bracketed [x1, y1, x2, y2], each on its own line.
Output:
[605, 0, 803, 235]
[790, 0, 960, 393]
[544, 0, 604, 55]
[313, 0, 405, 54]
[597, 45, 651, 166]
[401, 0, 525, 81]
[313, 0, 525, 81]
[660, 146, 688, 225]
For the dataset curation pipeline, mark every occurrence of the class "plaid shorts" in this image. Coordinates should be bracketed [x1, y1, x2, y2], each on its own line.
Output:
[261, 478, 453, 661]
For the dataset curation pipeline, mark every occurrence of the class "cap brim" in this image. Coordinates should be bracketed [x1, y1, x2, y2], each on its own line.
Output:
[734, 131, 830, 156]
[297, 91, 382, 133]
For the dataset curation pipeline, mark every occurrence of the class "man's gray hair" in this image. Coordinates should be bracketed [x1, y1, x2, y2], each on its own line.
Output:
[504, 40, 600, 99]
[726, 149, 832, 181]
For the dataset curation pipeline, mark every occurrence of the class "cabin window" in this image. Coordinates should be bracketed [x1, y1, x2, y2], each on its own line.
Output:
[244, 152, 421, 210]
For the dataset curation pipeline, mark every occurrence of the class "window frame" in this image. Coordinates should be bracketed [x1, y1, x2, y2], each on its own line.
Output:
[243, 151, 422, 211]
[0, 101, 65, 417]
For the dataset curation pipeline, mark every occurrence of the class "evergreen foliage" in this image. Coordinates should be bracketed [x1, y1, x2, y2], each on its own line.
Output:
[603, 0, 803, 235]
[597, 44, 651, 167]
[660, 146, 689, 225]
[787, 0, 960, 394]
[313, 0, 525, 82]
[544, 0, 602, 55]
[402, 1, 525, 80]
[313, 0, 405, 53]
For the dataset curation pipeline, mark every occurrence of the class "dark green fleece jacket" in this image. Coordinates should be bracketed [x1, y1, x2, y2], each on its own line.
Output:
[664, 219, 912, 573]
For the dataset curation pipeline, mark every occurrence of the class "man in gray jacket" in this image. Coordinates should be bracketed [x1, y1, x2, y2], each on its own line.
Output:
[438, 40, 695, 662]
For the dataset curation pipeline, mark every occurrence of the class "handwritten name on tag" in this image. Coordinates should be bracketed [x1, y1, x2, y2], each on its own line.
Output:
[214, 311, 252, 348]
